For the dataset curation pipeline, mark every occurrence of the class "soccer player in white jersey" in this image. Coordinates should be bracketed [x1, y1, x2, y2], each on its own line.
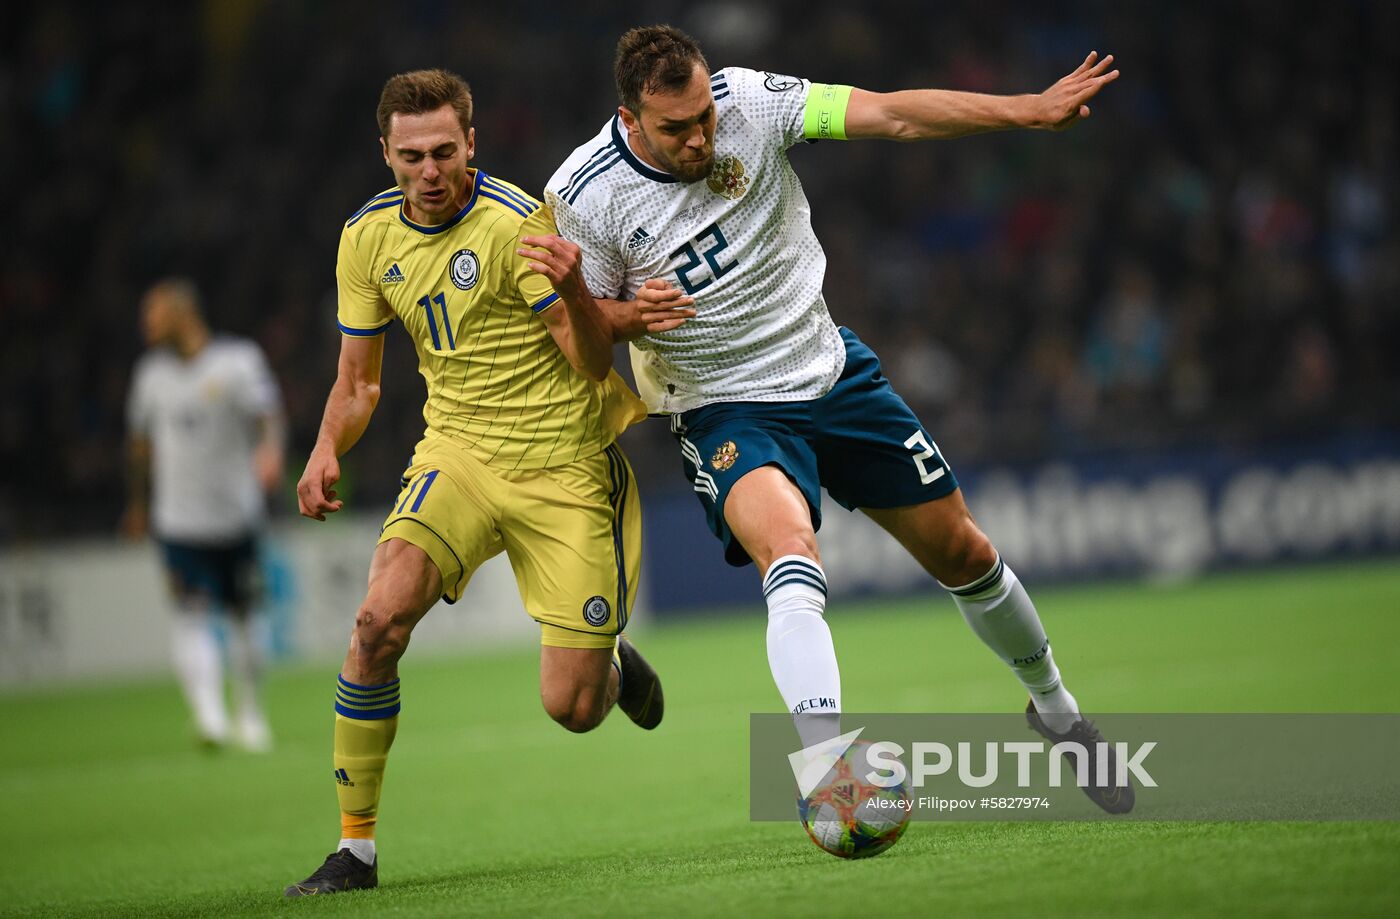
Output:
[548, 25, 1133, 812]
[123, 278, 285, 752]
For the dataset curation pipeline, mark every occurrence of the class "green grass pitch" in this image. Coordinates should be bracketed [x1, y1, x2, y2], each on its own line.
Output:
[4, 560, 1398, 917]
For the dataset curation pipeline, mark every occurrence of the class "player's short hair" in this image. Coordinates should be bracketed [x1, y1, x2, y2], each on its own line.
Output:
[377, 69, 474, 140]
[614, 24, 709, 115]
[144, 277, 203, 317]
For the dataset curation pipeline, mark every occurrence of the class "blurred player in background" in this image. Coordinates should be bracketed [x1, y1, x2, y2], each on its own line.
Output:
[549, 26, 1132, 811]
[284, 69, 672, 897]
[123, 277, 285, 752]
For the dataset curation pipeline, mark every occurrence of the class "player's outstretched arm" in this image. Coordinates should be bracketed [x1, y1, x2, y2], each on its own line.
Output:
[597, 280, 696, 342]
[521, 234, 616, 381]
[297, 335, 383, 521]
[844, 51, 1119, 141]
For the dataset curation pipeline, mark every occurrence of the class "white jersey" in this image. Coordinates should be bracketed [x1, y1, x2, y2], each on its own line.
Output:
[547, 67, 845, 414]
[126, 336, 281, 543]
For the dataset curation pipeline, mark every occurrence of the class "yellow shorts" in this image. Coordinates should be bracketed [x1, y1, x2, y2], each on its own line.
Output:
[379, 443, 640, 649]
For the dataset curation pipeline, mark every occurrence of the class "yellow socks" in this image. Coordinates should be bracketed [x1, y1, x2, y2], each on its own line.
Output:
[333, 676, 400, 842]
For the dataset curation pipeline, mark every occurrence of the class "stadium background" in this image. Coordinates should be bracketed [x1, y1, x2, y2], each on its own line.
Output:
[4, 0, 1396, 666]
[1, 3, 1397, 916]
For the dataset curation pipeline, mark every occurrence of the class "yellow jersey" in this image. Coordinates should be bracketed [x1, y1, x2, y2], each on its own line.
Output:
[336, 169, 644, 470]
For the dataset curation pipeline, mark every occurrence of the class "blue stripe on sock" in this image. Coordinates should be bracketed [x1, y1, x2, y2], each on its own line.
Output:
[763, 572, 828, 598]
[763, 565, 826, 590]
[336, 684, 400, 701]
[334, 674, 402, 719]
[948, 557, 1005, 597]
[763, 559, 826, 590]
[335, 688, 400, 705]
[336, 682, 400, 700]
[335, 700, 401, 719]
[765, 558, 825, 580]
[336, 680, 399, 694]
[336, 690, 400, 712]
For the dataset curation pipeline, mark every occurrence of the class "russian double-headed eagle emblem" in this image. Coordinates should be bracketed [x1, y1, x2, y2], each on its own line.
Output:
[711, 440, 740, 472]
[706, 155, 749, 200]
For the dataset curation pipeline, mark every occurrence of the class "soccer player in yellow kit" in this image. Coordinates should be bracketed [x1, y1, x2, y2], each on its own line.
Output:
[285, 69, 671, 896]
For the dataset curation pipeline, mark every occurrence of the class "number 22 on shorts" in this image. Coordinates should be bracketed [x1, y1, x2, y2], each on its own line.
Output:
[903, 431, 947, 485]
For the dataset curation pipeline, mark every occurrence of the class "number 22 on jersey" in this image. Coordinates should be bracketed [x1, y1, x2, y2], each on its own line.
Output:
[669, 222, 739, 295]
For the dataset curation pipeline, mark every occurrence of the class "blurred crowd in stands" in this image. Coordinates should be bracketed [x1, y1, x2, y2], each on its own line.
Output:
[3, 0, 1396, 540]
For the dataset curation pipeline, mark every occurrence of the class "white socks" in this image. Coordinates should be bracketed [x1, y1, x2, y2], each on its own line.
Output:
[226, 616, 272, 752]
[763, 551, 1080, 744]
[338, 838, 376, 865]
[172, 609, 272, 750]
[763, 556, 842, 749]
[945, 557, 1081, 734]
[171, 608, 229, 743]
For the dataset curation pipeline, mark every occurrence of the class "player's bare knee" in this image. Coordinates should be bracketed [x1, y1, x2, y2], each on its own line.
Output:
[352, 604, 389, 644]
[779, 533, 820, 560]
[943, 526, 999, 587]
[542, 687, 607, 733]
[351, 602, 414, 666]
[558, 707, 606, 733]
[759, 535, 820, 573]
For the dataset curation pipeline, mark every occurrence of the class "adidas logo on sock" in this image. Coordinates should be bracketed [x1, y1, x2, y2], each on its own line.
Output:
[334, 768, 356, 787]
[626, 228, 654, 252]
[380, 263, 405, 284]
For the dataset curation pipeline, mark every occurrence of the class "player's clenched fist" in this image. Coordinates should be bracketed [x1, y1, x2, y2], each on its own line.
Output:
[297, 449, 344, 521]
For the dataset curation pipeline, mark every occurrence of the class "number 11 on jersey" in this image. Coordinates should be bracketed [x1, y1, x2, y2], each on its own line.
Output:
[416, 292, 456, 350]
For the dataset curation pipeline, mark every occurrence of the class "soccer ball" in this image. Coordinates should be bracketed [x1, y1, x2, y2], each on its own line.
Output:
[797, 739, 911, 859]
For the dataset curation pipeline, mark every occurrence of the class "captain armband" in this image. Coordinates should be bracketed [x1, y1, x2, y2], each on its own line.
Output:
[802, 83, 854, 141]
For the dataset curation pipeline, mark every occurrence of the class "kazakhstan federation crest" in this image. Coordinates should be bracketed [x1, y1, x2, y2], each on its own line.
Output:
[706, 155, 749, 200]
[711, 440, 740, 472]
[582, 595, 611, 627]
[449, 248, 480, 290]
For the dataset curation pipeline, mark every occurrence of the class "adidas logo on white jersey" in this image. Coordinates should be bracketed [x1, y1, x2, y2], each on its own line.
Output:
[381, 263, 406, 284]
[626, 228, 655, 252]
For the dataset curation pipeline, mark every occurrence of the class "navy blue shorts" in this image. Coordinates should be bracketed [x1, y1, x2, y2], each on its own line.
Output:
[159, 536, 261, 612]
[671, 327, 959, 566]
